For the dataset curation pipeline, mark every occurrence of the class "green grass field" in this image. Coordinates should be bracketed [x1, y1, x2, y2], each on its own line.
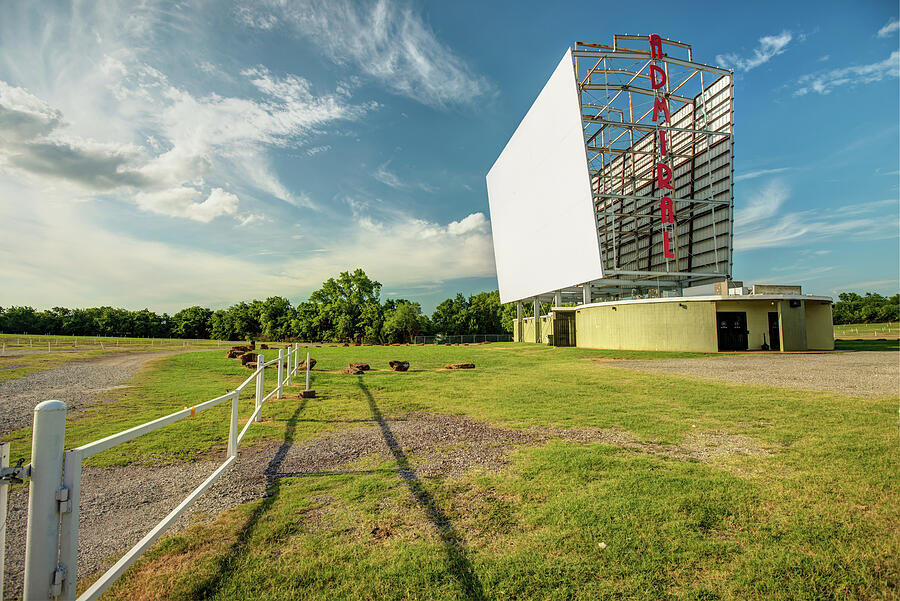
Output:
[2, 343, 898, 600]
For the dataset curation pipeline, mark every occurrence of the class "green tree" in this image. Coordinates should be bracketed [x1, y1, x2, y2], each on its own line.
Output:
[171, 306, 213, 339]
[383, 300, 428, 343]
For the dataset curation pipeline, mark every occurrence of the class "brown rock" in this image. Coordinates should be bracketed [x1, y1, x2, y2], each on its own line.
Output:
[260, 343, 269, 350]
[349, 362, 370, 371]
[389, 360, 410, 372]
[343, 366, 365, 375]
[240, 352, 258, 365]
[298, 358, 317, 370]
[445, 363, 475, 370]
[244, 362, 257, 369]
[226, 349, 245, 359]
[231, 345, 252, 353]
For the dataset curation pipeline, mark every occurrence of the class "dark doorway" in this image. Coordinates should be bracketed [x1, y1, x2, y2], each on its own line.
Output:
[552, 312, 576, 347]
[768, 312, 780, 351]
[716, 312, 748, 351]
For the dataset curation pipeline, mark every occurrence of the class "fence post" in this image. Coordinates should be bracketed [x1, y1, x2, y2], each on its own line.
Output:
[293, 343, 299, 376]
[24, 400, 67, 601]
[227, 391, 239, 458]
[0, 442, 8, 599]
[59, 449, 82, 601]
[306, 351, 311, 391]
[255, 354, 264, 422]
[286, 345, 292, 387]
[276, 349, 284, 399]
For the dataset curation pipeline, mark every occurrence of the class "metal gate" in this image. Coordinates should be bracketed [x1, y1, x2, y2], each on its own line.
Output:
[552, 312, 576, 347]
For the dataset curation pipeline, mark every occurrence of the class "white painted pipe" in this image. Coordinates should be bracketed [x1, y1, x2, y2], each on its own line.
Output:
[276, 349, 284, 399]
[255, 354, 264, 422]
[305, 351, 310, 391]
[286, 345, 292, 387]
[24, 400, 67, 601]
[0, 442, 8, 599]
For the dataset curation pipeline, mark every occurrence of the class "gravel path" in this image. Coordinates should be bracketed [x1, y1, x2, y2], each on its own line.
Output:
[0, 352, 181, 435]
[595, 351, 899, 398]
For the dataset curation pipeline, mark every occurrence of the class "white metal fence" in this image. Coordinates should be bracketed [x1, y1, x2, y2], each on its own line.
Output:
[1, 343, 311, 600]
[414, 334, 512, 344]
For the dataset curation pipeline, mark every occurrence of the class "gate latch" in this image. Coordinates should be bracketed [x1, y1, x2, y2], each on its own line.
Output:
[0, 458, 28, 484]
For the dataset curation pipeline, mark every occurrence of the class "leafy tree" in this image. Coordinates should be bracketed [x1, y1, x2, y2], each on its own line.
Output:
[308, 269, 383, 342]
[171, 306, 213, 339]
[383, 300, 429, 343]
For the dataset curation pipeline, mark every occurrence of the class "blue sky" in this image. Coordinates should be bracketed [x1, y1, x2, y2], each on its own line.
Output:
[0, 0, 897, 314]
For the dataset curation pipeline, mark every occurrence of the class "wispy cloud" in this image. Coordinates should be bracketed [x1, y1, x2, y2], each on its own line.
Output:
[373, 160, 436, 192]
[716, 30, 793, 71]
[734, 167, 792, 182]
[794, 51, 899, 96]
[237, 0, 493, 108]
[734, 180, 899, 251]
[877, 18, 899, 38]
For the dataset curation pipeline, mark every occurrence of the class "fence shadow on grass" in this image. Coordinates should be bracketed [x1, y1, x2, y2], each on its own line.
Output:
[184, 399, 307, 599]
[357, 379, 486, 601]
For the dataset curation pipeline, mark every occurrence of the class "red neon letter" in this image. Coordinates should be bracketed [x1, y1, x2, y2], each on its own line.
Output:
[649, 65, 666, 89]
[649, 34, 663, 59]
[659, 129, 667, 156]
[660, 196, 675, 223]
[652, 96, 671, 122]
[656, 163, 674, 190]
[663, 231, 675, 258]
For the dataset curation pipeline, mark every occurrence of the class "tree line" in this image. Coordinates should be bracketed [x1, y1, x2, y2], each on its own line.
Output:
[0, 269, 516, 343]
[832, 292, 899, 325]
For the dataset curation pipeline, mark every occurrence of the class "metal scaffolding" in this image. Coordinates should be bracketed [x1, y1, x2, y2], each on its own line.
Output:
[573, 34, 734, 299]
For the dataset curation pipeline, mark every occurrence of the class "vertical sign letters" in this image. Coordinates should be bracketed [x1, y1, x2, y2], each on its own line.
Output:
[649, 34, 675, 260]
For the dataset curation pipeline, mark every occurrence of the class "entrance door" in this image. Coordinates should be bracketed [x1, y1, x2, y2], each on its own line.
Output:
[552, 312, 576, 347]
[767, 312, 780, 351]
[716, 312, 748, 351]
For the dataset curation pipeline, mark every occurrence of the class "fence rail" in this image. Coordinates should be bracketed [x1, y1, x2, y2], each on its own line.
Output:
[2, 343, 313, 600]
[414, 334, 512, 344]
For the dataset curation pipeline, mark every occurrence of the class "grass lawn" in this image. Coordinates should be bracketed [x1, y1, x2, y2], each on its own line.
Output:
[3, 343, 897, 599]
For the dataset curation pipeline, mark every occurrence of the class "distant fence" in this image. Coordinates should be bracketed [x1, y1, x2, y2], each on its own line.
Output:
[415, 334, 512, 344]
[0, 343, 311, 600]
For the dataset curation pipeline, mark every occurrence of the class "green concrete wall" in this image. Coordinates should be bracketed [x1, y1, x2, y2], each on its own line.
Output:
[519, 315, 554, 344]
[778, 300, 808, 351]
[574, 301, 719, 352]
[804, 301, 834, 350]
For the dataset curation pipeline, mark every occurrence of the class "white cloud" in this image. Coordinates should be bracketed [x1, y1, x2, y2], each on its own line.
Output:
[447, 212, 489, 235]
[734, 180, 899, 251]
[734, 167, 792, 182]
[135, 187, 239, 222]
[794, 51, 899, 96]
[239, 0, 493, 108]
[716, 31, 793, 71]
[877, 18, 899, 38]
[374, 160, 436, 192]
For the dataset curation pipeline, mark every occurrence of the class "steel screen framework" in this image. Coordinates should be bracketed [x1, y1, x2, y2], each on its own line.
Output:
[576, 34, 734, 296]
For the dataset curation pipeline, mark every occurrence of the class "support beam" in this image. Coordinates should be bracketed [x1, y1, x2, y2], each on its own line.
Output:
[554, 290, 563, 307]
[533, 298, 541, 344]
[516, 301, 523, 342]
[583, 283, 592, 305]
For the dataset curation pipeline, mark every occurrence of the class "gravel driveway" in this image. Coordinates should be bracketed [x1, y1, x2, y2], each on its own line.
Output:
[0, 352, 182, 435]
[596, 351, 899, 398]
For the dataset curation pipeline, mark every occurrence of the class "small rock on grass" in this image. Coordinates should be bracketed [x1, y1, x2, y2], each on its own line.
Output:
[445, 363, 475, 370]
[349, 362, 370, 371]
[343, 366, 365, 375]
[389, 360, 409, 372]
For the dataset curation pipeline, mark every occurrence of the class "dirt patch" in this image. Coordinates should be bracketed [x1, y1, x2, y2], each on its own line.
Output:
[597, 351, 899, 398]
